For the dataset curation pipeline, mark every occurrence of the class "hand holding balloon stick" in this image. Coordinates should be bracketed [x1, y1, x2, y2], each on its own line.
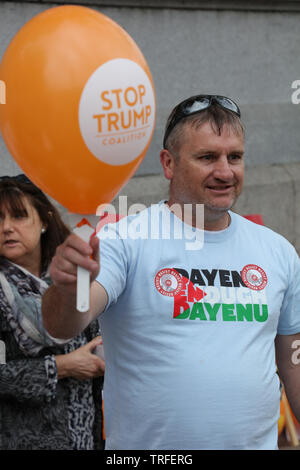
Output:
[0, 5, 156, 312]
[73, 219, 96, 312]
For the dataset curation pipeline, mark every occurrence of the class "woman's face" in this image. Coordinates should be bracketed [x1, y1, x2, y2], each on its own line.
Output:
[0, 195, 44, 273]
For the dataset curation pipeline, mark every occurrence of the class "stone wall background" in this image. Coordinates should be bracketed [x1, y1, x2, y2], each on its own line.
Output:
[0, 1, 299, 251]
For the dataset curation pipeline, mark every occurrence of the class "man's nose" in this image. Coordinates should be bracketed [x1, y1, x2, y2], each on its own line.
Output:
[213, 156, 234, 181]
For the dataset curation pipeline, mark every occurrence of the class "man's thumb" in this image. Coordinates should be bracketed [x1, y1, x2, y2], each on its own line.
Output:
[90, 235, 100, 264]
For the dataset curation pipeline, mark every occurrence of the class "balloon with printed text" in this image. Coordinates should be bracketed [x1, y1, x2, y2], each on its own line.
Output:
[0, 5, 156, 214]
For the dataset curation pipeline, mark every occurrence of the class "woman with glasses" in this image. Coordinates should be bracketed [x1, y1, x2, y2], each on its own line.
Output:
[0, 175, 105, 450]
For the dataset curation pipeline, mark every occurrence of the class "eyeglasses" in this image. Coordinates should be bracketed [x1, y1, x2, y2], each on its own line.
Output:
[163, 95, 241, 148]
[0, 174, 31, 184]
[0, 174, 45, 196]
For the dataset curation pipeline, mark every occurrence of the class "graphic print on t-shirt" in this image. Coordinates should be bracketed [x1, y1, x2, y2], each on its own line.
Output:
[154, 268, 183, 297]
[241, 264, 268, 291]
[155, 265, 269, 322]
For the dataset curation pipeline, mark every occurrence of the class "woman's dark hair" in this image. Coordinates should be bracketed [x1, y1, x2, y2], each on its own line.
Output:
[0, 174, 70, 273]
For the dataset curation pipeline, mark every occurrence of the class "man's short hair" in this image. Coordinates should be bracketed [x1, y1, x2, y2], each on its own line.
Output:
[164, 103, 245, 158]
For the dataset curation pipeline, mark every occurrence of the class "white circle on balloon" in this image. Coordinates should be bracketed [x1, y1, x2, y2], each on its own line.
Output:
[79, 58, 155, 166]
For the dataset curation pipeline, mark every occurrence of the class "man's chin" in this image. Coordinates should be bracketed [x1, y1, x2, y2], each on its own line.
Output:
[204, 188, 239, 211]
[203, 200, 236, 224]
[205, 200, 235, 214]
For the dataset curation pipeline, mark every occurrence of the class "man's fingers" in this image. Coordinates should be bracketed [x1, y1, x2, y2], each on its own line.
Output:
[58, 233, 92, 260]
[90, 235, 100, 264]
[49, 233, 100, 293]
[54, 234, 98, 272]
[61, 245, 96, 272]
[50, 269, 77, 285]
[66, 233, 93, 256]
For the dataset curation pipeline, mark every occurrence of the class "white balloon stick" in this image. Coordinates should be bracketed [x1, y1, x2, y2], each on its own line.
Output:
[73, 223, 95, 312]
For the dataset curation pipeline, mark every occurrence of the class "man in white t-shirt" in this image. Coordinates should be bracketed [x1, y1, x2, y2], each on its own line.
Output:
[42, 95, 300, 449]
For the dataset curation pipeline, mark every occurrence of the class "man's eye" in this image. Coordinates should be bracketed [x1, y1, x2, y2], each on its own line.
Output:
[200, 154, 214, 160]
[229, 154, 242, 161]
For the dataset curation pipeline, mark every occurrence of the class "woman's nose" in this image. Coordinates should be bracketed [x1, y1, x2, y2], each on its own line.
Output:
[2, 216, 14, 233]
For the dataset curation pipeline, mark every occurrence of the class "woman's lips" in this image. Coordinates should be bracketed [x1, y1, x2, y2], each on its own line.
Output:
[4, 240, 19, 246]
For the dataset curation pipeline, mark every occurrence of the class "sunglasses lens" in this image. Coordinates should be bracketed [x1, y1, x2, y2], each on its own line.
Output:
[215, 96, 240, 116]
[15, 175, 31, 184]
[0, 174, 32, 185]
[183, 97, 210, 114]
[163, 95, 241, 147]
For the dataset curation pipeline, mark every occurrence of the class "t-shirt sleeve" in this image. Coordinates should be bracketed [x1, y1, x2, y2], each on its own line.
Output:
[277, 246, 300, 335]
[95, 222, 128, 311]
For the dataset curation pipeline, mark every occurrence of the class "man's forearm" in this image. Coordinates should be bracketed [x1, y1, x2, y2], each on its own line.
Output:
[276, 333, 300, 423]
[281, 370, 300, 423]
[41, 233, 104, 339]
[42, 285, 94, 339]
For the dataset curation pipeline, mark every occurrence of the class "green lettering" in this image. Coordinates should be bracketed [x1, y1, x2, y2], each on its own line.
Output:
[190, 303, 207, 320]
[253, 304, 268, 322]
[222, 304, 236, 321]
[175, 308, 190, 319]
[204, 303, 220, 321]
[236, 304, 253, 322]
[174, 302, 269, 323]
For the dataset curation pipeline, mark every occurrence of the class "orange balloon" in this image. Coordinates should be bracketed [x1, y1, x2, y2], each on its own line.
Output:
[0, 5, 156, 214]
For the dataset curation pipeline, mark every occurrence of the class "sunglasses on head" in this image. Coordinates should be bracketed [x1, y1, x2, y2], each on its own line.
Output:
[0, 174, 32, 184]
[163, 95, 241, 148]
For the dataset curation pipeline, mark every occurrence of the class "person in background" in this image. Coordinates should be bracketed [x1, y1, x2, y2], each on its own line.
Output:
[0, 174, 105, 450]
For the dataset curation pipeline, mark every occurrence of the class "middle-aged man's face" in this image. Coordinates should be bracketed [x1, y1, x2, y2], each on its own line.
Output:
[161, 120, 245, 217]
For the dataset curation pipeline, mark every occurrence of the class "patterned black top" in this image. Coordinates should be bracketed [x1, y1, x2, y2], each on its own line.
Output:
[0, 262, 104, 450]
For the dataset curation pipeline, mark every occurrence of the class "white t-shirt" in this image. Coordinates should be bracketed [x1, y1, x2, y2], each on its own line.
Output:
[96, 201, 300, 450]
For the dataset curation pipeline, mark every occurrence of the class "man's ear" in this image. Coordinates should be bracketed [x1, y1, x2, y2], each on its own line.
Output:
[160, 149, 176, 180]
